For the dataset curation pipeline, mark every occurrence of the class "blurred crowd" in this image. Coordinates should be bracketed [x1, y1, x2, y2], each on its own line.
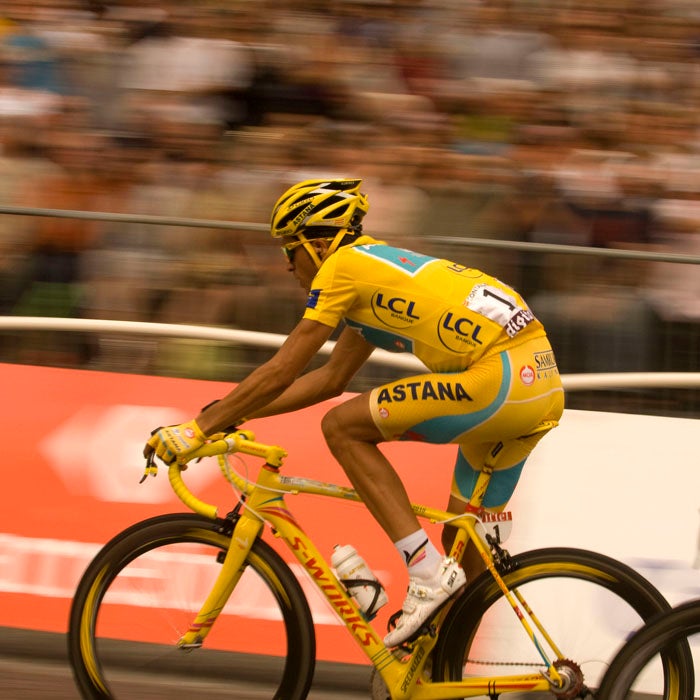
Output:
[0, 0, 698, 400]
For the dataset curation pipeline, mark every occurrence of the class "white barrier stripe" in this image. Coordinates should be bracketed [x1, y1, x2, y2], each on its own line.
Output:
[561, 372, 700, 390]
[0, 316, 425, 370]
[0, 316, 698, 390]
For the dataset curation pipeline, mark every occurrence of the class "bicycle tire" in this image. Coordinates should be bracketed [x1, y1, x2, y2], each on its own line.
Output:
[597, 599, 699, 700]
[68, 513, 316, 699]
[432, 547, 694, 699]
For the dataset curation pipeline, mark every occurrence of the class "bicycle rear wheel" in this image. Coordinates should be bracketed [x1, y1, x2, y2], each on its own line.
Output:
[597, 599, 699, 699]
[433, 547, 694, 699]
[68, 513, 316, 699]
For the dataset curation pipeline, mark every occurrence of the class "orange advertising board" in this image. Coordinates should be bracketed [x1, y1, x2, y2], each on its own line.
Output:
[0, 363, 456, 664]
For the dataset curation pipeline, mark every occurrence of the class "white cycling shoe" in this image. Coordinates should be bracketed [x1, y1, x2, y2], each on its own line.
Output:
[384, 557, 466, 647]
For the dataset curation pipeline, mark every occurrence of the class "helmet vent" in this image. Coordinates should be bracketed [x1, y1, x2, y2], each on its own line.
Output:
[323, 201, 350, 219]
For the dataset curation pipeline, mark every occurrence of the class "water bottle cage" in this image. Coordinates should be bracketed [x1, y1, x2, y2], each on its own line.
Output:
[342, 577, 384, 620]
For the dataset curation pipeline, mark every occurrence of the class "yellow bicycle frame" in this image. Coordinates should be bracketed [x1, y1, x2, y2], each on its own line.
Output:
[165, 431, 563, 699]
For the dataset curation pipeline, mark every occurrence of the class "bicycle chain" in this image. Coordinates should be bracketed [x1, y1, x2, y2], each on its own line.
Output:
[466, 658, 546, 668]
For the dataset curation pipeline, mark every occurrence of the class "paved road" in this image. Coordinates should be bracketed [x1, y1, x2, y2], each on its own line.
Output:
[0, 658, 374, 699]
[0, 628, 373, 699]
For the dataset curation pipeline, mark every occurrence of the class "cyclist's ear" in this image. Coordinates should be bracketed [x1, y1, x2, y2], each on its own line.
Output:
[311, 239, 330, 258]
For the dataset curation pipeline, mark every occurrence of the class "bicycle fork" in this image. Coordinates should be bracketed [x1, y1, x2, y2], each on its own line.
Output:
[177, 510, 263, 649]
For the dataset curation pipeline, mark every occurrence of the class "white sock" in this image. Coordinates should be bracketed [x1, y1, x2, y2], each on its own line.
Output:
[394, 529, 442, 579]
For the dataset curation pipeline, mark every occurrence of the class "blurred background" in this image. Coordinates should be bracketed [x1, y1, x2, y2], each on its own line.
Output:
[0, 0, 697, 415]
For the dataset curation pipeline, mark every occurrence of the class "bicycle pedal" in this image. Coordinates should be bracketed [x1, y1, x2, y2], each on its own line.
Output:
[413, 622, 437, 642]
[393, 623, 436, 651]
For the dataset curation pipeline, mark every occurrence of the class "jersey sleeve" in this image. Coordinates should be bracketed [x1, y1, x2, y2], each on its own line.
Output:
[302, 250, 359, 328]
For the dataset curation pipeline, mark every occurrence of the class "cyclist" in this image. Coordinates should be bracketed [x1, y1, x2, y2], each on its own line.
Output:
[144, 178, 565, 647]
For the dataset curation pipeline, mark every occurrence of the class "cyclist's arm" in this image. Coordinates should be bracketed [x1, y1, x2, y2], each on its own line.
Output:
[195, 321, 371, 433]
[246, 324, 374, 420]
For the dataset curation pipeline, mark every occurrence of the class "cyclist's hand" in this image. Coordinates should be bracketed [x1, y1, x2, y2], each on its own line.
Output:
[144, 419, 207, 466]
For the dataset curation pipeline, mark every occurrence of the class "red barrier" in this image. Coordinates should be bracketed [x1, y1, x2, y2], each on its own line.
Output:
[0, 363, 455, 664]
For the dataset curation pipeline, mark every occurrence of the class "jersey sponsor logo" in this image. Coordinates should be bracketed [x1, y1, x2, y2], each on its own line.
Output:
[371, 291, 421, 329]
[306, 288, 321, 309]
[445, 262, 483, 278]
[520, 365, 535, 385]
[292, 202, 314, 227]
[480, 511, 513, 523]
[534, 350, 558, 379]
[505, 309, 535, 337]
[377, 379, 473, 403]
[464, 284, 536, 341]
[437, 311, 484, 352]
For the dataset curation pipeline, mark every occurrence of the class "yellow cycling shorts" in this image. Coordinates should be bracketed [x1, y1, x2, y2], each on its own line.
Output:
[369, 335, 565, 509]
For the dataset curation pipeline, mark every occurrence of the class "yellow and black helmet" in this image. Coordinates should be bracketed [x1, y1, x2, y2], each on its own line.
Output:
[270, 179, 369, 239]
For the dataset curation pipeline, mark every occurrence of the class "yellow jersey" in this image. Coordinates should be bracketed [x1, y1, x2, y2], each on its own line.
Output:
[303, 236, 546, 372]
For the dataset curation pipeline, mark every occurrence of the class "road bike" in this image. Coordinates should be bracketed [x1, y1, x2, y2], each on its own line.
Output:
[597, 598, 699, 699]
[68, 429, 693, 699]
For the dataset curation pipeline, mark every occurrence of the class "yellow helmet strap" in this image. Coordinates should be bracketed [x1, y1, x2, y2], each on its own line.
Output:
[293, 232, 326, 269]
[298, 229, 352, 269]
[323, 229, 350, 260]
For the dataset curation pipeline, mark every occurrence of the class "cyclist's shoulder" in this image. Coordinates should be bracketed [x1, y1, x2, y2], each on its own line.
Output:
[339, 237, 441, 272]
[339, 235, 388, 257]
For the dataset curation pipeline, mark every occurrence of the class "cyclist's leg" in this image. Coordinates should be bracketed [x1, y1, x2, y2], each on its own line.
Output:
[323, 392, 468, 645]
[321, 394, 422, 542]
[323, 336, 562, 548]
[442, 436, 549, 582]
[323, 336, 563, 644]
[417, 337, 563, 577]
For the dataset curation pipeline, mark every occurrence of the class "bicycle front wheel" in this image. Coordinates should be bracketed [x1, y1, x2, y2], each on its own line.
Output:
[433, 547, 694, 699]
[68, 513, 316, 699]
[597, 599, 699, 699]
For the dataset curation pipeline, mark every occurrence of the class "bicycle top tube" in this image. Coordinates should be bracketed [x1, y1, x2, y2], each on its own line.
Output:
[164, 429, 493, 529]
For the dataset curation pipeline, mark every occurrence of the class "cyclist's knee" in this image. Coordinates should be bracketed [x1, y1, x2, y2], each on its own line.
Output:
[322, 397, 381, 449]
[321, 408, 342, 447]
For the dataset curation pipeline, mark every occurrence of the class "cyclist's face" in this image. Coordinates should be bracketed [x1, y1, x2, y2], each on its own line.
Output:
[282, 236, 318, 292]
[281, 238, 305, 266]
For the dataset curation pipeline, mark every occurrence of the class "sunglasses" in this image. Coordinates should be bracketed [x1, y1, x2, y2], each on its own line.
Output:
[281, 239, 307, 263]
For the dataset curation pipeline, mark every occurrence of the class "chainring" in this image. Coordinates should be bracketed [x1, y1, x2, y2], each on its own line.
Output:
[551, 658, 585, 699]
